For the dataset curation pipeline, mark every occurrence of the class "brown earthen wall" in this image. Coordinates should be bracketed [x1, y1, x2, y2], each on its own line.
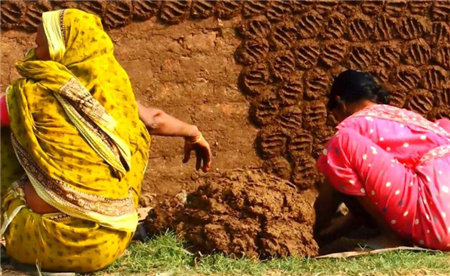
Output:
[2, 1, 450, 205]
[1, 1, 261, 205]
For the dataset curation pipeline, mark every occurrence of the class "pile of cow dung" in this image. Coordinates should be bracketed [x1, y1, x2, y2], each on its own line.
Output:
[145, 169, 318, 259]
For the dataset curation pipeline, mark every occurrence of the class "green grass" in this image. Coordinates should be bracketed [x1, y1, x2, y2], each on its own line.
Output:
[97, 232, 450, 276]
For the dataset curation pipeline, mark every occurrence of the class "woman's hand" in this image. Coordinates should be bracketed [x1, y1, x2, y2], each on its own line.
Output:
[183, 133, 212, 172]
[137, 103, 213, 172]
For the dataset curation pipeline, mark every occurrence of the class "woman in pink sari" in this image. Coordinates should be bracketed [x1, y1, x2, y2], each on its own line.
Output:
[315, 70, 450, 251]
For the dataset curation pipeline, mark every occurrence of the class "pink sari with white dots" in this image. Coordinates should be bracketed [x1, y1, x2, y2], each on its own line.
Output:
[317, 104, 450, 251]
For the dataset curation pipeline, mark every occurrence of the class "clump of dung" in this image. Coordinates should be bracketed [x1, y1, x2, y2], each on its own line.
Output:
[145, 169, 318, 259]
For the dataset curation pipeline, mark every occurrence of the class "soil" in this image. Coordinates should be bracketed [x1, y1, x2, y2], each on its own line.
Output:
[145, 169, 319, 259]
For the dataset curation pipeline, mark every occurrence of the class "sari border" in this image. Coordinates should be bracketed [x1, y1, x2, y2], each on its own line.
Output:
[345, 104, 450, 137]
[57, 77, 132, 172]
[419, 145, 450, 164]
[58, 78, 108, 124]
[10, 133, 135, 218]
[53, 92, 124, 174]
[42, 10, 66, 62]
[60, 9, 66, 45]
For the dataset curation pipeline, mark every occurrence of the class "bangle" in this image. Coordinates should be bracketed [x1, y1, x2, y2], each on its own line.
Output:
[186, 133, 202, 144]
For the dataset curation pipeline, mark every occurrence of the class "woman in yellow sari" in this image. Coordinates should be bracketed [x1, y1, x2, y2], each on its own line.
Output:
[1, 9, 211, 273]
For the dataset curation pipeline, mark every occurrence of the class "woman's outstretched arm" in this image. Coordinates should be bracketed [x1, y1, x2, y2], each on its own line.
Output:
[137, 102, 200, 138]
[137, 102, 212, 172]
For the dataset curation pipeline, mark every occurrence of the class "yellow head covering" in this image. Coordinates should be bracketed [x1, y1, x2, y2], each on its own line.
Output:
[6, 9, 151, 232]
[42, 10, 66, 62]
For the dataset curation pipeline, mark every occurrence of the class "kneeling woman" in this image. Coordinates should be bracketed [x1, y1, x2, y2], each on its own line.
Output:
[315, 70, 450, 251]
[0, 9, 211, 273]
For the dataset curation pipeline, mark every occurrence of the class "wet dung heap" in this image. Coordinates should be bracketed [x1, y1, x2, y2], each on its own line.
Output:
[145, 169, 319, 258]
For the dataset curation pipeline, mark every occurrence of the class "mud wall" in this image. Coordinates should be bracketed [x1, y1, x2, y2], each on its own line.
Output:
[2, 1, 450, 204]
[236, 0, 450, 191]
[1, 1, 260, 205]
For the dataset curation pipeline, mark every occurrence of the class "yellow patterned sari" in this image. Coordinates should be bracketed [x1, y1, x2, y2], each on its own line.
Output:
[1, 9, 150, 272]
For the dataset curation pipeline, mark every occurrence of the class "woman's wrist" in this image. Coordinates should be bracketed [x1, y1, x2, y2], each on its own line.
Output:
[185, 125, 201, 142]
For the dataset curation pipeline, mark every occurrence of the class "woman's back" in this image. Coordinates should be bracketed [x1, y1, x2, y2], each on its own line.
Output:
[337, 104, 450, 167]
[316, 69, 450, 251]
[318, 104, 450, 250]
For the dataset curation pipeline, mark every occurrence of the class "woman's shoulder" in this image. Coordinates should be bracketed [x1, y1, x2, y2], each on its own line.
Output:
[353, 104, 401, 117]
[346, 104, 427, 124]
[337, 104, 402, 131]
[344, 104, 450, 136]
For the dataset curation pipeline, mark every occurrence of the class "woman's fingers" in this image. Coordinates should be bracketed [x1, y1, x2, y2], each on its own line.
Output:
[195, 149, 202, 170]
[202, 146, 212, 172]
[183, 137, 212, 172]
[183, 144, 192, 163]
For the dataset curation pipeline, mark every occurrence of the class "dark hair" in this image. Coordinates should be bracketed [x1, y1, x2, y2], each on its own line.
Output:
[327, 69, 390, 111]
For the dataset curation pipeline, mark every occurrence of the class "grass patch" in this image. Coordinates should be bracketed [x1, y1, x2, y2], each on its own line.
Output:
[98, 231, 450, 276]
